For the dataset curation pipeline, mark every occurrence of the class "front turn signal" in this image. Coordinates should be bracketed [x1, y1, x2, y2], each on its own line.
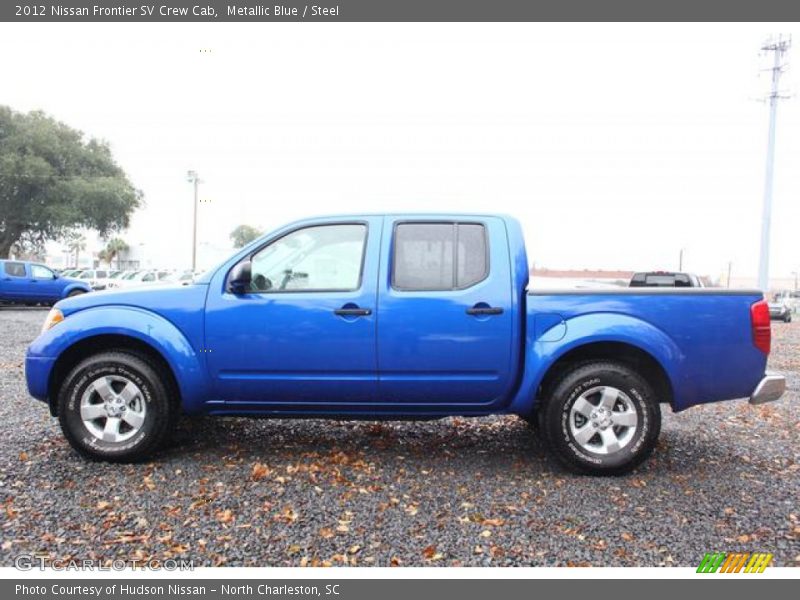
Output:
[41, 308, 64, 334]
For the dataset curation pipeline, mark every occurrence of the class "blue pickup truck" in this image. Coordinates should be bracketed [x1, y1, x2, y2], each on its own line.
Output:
[25, 214, 786, 474]
[0, 260, 90, 305]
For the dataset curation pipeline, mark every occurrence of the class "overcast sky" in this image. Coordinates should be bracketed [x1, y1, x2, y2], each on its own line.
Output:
[2, 22, 799, 281]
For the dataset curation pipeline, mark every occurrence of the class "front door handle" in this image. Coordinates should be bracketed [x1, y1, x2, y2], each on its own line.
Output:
[466, 305, 503, 316]
[334, 307, 372, 317]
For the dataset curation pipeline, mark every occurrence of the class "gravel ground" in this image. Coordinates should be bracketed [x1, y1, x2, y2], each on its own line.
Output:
[0, 307, 798, 567]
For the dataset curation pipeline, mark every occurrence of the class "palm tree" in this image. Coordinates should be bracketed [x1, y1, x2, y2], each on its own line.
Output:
[103, 237, 129, 270]
[62, 231, 87, 268]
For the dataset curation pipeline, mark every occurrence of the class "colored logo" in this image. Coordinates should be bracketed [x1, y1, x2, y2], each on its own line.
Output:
[697, 552, 772, 573]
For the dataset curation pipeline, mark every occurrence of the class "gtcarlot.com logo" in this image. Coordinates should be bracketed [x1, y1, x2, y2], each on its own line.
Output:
[697, 552, 773, 573]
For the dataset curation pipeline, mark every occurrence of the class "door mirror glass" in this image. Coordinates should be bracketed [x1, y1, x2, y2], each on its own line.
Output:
[229, 260, 252, 294]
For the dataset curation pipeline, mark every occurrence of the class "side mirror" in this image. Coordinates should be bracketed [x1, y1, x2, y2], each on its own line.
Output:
[53, 273, 59, 279]
[228, 260, 252, 294]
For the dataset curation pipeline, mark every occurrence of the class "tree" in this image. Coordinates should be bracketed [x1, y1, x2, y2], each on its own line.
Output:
[101, 237, 129, 269]
[62, 230, 86, 268]
[230, 224, 262, 249]
[0, 106, 142, 258]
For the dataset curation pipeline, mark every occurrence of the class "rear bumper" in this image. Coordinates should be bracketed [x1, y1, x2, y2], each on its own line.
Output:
[749, 373, 786, 405]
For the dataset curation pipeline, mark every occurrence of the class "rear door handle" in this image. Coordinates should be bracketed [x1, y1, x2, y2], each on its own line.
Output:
[334, 307, 372, 317]
[466, 306, 503, 316]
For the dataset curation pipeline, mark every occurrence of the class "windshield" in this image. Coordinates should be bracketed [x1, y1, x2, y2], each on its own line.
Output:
[122, 271, 140, 280]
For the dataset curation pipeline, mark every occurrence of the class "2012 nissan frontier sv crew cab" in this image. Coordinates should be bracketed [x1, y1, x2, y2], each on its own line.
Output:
[25, 214, 786, 475]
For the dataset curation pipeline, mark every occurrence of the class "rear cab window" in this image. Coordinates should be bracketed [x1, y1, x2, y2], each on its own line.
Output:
[392, 222, 489, 291]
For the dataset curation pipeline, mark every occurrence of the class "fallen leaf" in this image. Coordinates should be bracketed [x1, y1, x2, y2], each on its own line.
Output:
[216, 509, 234, 524]
[251, 463, 271, 481]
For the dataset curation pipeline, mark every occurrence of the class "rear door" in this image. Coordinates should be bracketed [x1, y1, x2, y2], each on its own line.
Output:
[376, 217, 514, 406]
[0, 261, 30, 301]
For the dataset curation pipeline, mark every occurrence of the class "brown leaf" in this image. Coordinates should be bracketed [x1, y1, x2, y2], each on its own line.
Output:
[18, 451, 29, 462]
[143, 475, 156, 491]
[96, 501, 112, 511]
[251, 463, 271, 481]
[319, 527, 335, 539]
[216, 509, 234, 524]
[422, 545, 437, 559]
[621, 532, 634, 541]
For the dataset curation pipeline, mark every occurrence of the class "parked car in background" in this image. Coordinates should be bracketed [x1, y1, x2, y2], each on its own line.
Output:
[60, 269, 84, 278]
[0, 260, 90, 305]
[768, 297, 793, 322]
[27, 213, 785, 474]
[76, 269, 112, 291]
[629, 271, 704, 288]
[107, 269, 171, 289]
[772, 290, 797, 314]
[162, 269, 202, 285]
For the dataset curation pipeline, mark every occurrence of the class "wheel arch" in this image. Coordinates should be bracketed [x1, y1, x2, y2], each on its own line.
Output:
[30, 306, 209, 417]
[535, 341, 674, 410]
[47, 334, 181, 417]
[509, 312, 684, 416]
[61, 283, 91, 297]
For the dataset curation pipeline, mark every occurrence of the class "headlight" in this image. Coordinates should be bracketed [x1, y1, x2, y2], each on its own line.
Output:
[41, 308, 64, 334]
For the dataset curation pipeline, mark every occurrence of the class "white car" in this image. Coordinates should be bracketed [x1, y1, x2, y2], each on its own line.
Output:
[108, 270, 172, 289]
[76, 269, 113, 291]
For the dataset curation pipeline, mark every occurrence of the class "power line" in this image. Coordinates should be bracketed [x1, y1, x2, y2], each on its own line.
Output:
[757, 35, 791, 293]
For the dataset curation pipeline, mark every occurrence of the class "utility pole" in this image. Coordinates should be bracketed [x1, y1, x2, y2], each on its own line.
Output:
[678, 248, 684, 271]
[758, 35, 791, 293]
[727, 261, 732, 288]
[187, 170, 201, 272]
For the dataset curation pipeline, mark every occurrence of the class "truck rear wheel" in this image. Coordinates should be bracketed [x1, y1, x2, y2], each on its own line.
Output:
[57, 351, 177, 462]
[538, 361, 661, 475]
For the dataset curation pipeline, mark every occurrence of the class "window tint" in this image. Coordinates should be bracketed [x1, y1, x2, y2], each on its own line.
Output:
[31, 265, 54, 279]
[393, 223, 488, 291]
[249, 224, 367, 292]
[3, 262, 25, 277]
[393, 224, 454, 290]
[457, 224, 487, 288]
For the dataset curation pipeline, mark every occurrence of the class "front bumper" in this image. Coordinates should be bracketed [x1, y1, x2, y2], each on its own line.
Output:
[749, 373, 786, 405]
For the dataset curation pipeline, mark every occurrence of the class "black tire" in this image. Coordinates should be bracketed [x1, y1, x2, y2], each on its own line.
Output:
[57, 351, 177, 462]
[784, 314, 792, 323]
[538, 361, 661, 476]
[67, 289, 86, 298]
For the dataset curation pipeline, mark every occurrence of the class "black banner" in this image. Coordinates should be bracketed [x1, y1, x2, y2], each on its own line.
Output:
[5, 579, 800, 600]
[3, 0, 800, 22]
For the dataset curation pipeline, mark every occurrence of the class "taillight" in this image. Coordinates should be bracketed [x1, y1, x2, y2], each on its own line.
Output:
[751, 299, 771, 354]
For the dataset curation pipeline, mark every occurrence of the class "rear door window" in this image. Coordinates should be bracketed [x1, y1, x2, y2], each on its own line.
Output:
[392, 222, 488, 291]
[3, 262, 26, 277]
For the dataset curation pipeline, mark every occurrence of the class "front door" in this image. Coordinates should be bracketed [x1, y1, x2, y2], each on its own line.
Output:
[204, 219, 381, 407]
[29, 264, 62, 302]
[376, 218, 515, 406]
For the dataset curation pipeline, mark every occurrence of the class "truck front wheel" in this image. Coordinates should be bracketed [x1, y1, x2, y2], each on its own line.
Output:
[57, 351, 177, 462]
[538, 361, 661, 475]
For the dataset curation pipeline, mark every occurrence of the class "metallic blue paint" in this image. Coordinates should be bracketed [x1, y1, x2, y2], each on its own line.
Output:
[0, 260, 90, 303]
[25, 214, 769, 421]
[26, 285, 211, 413]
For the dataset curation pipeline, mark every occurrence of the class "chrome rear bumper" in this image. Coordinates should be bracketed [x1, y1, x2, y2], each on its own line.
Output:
[749, 373, 786, 405]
